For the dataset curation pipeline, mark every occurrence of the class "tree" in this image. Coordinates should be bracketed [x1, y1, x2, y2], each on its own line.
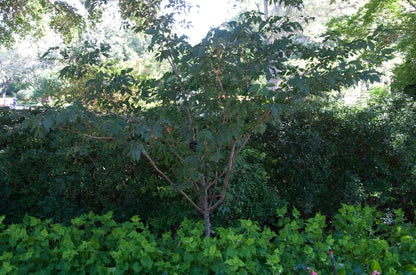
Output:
[0, 77, 11, 105]
[0, 0, 157, 105]
[0, 48, 34, 103]
[328, 0, 416, 95]
[0, 44, 61, 104]
[24, 0, 390, 236]
[0, 0, 88, 48]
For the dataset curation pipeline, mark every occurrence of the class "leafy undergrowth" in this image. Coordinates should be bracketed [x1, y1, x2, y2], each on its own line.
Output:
[1, 205, 415, 274]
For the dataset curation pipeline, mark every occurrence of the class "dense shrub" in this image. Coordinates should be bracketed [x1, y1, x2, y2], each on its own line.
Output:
[1, 205, 416, 274]
[2, 92, 415, 231]
[215, 148, 284, 228]
[1, 108, 280, 232]
[253, 93, 416, 220]
[0, 107, 193, 228]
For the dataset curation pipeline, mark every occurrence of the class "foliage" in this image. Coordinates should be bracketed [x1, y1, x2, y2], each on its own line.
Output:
[392, 49, 416, 98]
[0, 47, 48, 99]
[0, 107, 167, 225]
[329, 0, 416, 96]
[0, 0, 86, 48]
[23, 0, 394, 236]
[2, 108, 280, 233]
[0, 1, 159, 105]
[215, 148, 284, 228]
[253, 92, 416, 220]
[1, 205, 416, 274]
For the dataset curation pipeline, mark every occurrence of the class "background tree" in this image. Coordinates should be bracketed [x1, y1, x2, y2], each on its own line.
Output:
[0, 47, 42, 103]
[329, 0, 416, 96]
[0, 0, 160, 105]
[0, 0, 87, 48]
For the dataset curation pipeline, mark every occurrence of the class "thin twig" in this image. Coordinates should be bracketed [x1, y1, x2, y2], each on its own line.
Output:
[77, 132, 115, 140]
[46, 0, 64, 14]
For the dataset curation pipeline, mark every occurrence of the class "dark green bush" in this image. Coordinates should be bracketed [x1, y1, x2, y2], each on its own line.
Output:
[2, 108, 279, 232]
[1, 107, 191, 227]
[253, 93, 416, 220]
[2, 91, 415, 232]
[1, 205, 415, 274]
[215, 148, 284, 228]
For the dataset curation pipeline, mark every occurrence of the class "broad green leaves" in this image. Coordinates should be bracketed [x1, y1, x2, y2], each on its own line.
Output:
[1, 205, 416, 273]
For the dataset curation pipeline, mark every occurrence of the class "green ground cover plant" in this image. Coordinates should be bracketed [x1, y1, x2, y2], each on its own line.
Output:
[1, 205, 416, 274]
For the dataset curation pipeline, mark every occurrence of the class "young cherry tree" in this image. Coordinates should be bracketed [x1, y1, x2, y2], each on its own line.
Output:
[28, 0, 387, 236]
[134, 14, 300, 236]
[123, 11, 385, 236]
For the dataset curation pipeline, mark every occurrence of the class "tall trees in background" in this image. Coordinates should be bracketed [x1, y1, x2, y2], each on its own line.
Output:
[0, 0, 85, 103]
[0, 0, 156, 102]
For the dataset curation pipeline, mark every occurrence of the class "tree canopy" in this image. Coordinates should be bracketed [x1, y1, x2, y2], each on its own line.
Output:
[0, 0, 87, 47]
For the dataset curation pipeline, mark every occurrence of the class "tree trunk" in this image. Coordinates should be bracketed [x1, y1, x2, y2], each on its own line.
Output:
[202, 190, 211, 237]
[1, 92, 5, 106]
[263, 0, 269, 19]
[203, 209, 211, 237]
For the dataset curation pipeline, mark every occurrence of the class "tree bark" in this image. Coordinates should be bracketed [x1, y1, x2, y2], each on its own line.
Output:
[202, 208, 211, 237]
[263, 0, 269, 19]
[202, 177, 212, 237]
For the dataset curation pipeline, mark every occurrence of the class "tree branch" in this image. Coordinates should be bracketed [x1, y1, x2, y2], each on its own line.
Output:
[162, 137, 185, 164]
[235, 133, 251, 156]
[206, 176, 218, 190]
[206, 141, 237, 212]
[406, 0, 416, 12]
[63, 126, 115, 140]
[46, 0, 64, 14]
[80, 133, 115, 140]
[167, 55, 194, 135]
[141, 150, 203, 214]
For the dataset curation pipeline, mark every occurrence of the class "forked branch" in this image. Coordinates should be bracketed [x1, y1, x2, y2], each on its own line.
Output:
[141, 150, 203, 214]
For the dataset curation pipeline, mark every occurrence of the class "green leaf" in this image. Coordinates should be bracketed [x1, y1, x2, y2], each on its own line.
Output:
[43, 118, 53, 132]
[402, 265, 416, 274]
[370, 260, 382, 273]
[40, 228, 49, 237]
[381, 48, 395, 55]
[183, 252, 195, 263]
[368, 41, 375, 51]
[338, 268, 354, 275]
[225, 256, 245, 271]
[212, 150, 222, 163]
[271, 105, 280, 119]
[132, 262, 142, 272]
[248, 83, 261, 94]
[140, 255, 153, 270]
